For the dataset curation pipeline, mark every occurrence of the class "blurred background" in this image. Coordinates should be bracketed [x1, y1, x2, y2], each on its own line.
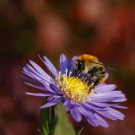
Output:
[0, 0, 135, 135]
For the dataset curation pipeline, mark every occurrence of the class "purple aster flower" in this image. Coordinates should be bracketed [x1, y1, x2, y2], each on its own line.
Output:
[22, 54, 127, 128]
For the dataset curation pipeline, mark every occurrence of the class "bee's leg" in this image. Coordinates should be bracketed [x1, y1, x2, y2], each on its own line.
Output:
[91, 85, 95, 90]
[94, 78, 100, 86]
[71, 70, 77, 76]
[74, 70, 78, 76]
[76, 72, 81, 77]
[88, 76, 92, 85]
[88, 76, 95, 90]
[88, 83, 95, 93]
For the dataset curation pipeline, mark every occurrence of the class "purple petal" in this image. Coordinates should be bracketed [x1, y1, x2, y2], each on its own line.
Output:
[63, 100, 69, 106]
[22, 70, 33, 79]
[20, 75, 41, 84]
[40, 81, 54, 92]
[70, 100, 80, 107]
[91, 91, 125, 98]
[27, 64, 52, 82]
[94, 113, 108, 128]
[38, 55, 58, 77]
[50, 83, 63, 94]
[70, 107, 82, 122]
[29, 60, 52, 80]
[71, 56, 77, 63]
[23, 67, 42, 81]
[23, 67, 34, 77]
[81, 103, 108, 111]
[95, 90, 123, 95]
[96, 107, 125, 120]
[113, 106, 128, 109]
[86, 116, 99, 127]
[69, 56, 77, 72]
[47, 95, 62, 102]
[107, 108, 125, 120]
[96, 110, 117, 120]
[63, 100, 80, 112]
[78, 106, 98, 126]
[24, 82, 52, 92]
[23, 66, 52, 84]
[105, 73, 109, 80]
[58, 95, 67, 101]
[63, 100, 70, 111]
[95, 84, 117, 93]
[112, 97, 127, 102]
[90, 102, 120, 108]
[91, 96, 125, 103]
[60, 54, 70, 74]
[91, 91, 125, 102]
[43, 56, 59, 77]
[25, 92, 54, 97]
[40, 98, 60, 109]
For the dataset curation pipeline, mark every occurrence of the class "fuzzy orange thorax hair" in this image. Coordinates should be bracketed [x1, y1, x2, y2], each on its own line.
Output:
[77, 54, 99, 62]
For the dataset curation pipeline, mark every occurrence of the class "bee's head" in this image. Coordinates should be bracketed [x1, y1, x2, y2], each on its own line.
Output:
[73, 60, 84, 71]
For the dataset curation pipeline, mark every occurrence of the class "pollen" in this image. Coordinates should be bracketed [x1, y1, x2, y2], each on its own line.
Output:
[55, 69, 94, 102]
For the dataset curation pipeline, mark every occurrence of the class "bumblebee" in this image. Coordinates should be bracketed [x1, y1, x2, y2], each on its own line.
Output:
[73, 54, 106, 86]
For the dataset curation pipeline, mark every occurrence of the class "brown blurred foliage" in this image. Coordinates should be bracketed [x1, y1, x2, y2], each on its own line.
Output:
[0, 0, 135, 135]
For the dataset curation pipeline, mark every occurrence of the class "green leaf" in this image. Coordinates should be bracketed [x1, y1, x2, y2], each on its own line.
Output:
[76, 128, 84, 135]
[48, 106, 56, 134]
[40, 98, 56, 135]
[54, 102, 75, 135]
[40, 98, 50, 135]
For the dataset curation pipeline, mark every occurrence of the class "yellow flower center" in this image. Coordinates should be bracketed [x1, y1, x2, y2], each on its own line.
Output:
[55, 70, 94, 102]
